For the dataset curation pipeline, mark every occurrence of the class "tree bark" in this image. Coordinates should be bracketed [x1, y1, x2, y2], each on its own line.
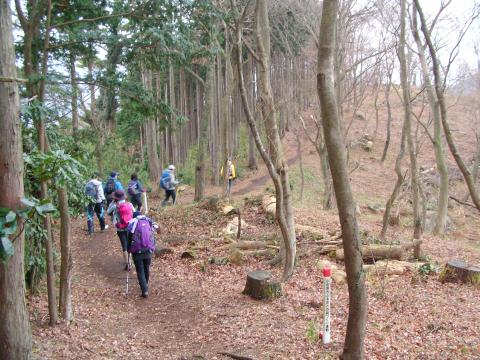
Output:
[0, 0, 32, 356]
[317, 1, 367, 358]
[57, 187, 73, 322]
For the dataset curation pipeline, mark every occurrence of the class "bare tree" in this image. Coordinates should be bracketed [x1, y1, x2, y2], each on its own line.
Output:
[410, 3, 449, 235]
[414, 0, 480, 212]
[317, 0, 367, 358]
[234, 0, 296, 281]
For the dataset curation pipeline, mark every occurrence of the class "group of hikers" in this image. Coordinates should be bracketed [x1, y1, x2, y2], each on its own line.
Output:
[83, 159, 236, 298]
[84, 166, 179, 298]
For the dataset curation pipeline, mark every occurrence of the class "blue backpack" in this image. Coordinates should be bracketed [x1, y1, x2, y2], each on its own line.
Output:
[85, 181, 97, 200]
[127, 180, 140, 196]
[160, 170, 170, 190]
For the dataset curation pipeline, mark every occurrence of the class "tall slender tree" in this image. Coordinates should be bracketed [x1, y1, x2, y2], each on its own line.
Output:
[317, 0, 367, 358]
[0, 0, 32, 357]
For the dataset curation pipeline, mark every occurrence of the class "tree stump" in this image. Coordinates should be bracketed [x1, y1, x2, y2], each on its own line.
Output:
[242, 270, 282, 300]
[439, 260, 480, 286]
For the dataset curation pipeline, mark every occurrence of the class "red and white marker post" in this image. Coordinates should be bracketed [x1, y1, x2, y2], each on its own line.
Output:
[322, 266, 332, 344]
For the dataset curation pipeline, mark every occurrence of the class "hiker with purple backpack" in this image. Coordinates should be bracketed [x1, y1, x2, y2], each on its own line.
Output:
[107, 190, 135, 270]
[127, 173, 146, 212]
[127, 211, 159, 298]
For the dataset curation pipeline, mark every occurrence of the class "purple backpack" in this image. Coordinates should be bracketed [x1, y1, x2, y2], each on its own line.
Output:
[129, 218, 155, 254]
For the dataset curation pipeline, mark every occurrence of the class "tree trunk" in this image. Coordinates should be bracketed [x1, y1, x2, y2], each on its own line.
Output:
[142, 68, 161, 183]
[380, 69, 393, 163]
[296, 134, 305, 201]
[380, 121, 407, 240]
[57, 187, 73, 322]
[411, 6, 449, 235]
[247, 54, 258, 170]
[69, 51, 79, 138]
[235, 0, 296, 281]
[317, 1, 367, 358]
[194, 68, 214, 202]
[399, 0, 422, 247]
[255, 0, 296, 280]
[0, 1, 32, 356]
[414, 0, 480, 212]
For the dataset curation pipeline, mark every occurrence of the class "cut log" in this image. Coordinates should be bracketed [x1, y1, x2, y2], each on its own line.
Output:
[336, 240, 422, 261]
[243, 270, 282, 300]
[363, 260, 424, 276]
[219, 240, 272, 251]
[222, 217, 248, 237]
[221, 204, 236, 215]
[261, 195, 276, 218]
[154, 246, 173, 258]
[439, 259, 480, 286]
[296, 224, 325, 241]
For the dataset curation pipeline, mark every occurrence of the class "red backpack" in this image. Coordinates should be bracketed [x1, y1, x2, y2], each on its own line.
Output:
[116, 202, 133, 229]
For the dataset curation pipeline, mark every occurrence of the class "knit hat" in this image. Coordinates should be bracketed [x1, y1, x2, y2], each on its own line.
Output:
[110, 171, 118, 178]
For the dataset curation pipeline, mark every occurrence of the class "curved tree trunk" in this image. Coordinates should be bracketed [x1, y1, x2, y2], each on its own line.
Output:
[0, 0, 32, 356]
[411, 7, 449, 235]
[234, 0, 296, 281]
[317, 1, 367, 358]
[414, 0, 480, 212]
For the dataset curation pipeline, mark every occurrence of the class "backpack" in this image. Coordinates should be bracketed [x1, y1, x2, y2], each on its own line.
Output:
[116, 202, 133, 229]
[127, 180, 139, 196]
[159, 170, 171, 190]
[129, 218, 155, 254]
[85, 181, 98, 201]
[105, 178, 116, 195]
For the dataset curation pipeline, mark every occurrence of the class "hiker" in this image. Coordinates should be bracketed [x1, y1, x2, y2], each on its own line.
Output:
[104, 171, 124, 207]
[127, 173, 146, 211]
[220, 159, 236, 196]
[85, 174, 108, 235]
[160, 165, 179, 206]
[107, 190, 134, 270]
[127, 211, 159, 298]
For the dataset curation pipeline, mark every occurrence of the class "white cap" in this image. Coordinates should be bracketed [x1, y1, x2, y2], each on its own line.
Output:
[168, 165, 175, 170]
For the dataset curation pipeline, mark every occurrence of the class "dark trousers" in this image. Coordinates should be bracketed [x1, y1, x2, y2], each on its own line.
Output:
[162, 189, 176, 206]
[133, 255, 151, 295]
[86, 203, 105, 234]
[130, 194, 142, 211]
[117, 231, 128, 252]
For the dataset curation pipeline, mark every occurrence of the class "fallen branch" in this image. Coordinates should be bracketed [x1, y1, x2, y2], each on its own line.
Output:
[449, 195, 477, 209]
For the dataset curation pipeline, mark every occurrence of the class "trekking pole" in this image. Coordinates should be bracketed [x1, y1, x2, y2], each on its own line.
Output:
[125, 253, 130, 296]
[143, 192, 148, 214]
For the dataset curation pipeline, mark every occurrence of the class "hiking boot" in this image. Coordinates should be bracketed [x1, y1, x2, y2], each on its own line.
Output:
[141, 292, 148, 298]
[101, 225, 109, 232]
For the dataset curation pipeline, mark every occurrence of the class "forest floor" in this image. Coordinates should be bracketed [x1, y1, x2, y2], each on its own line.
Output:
[28, 100, 480, 359]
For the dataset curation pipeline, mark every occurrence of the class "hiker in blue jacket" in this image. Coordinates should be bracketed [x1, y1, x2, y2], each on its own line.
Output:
[160, 165, 179, 206]
[127, 211, 159, 298]
[104, 171, 124, 208]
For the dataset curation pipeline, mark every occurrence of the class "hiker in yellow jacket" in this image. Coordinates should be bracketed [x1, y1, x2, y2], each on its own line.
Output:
[220, 159, 236, 197]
